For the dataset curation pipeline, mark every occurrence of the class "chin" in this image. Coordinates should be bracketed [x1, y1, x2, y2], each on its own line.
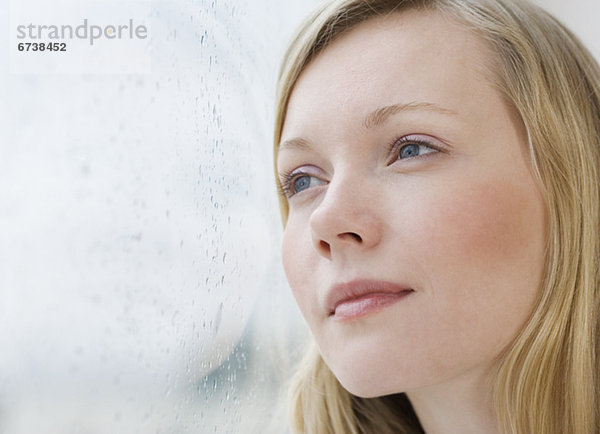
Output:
[336, 375, 399, 398]
[330, 362, 407, 399]
[318, 336, 419, 398]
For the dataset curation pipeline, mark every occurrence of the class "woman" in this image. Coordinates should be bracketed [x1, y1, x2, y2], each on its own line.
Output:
[273, 0, 600, 432]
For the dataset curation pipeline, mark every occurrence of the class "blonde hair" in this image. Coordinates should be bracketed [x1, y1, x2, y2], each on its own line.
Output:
[273, 0, 600, 432]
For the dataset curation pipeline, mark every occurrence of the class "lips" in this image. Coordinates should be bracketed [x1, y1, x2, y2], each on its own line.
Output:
[327, 279, 414, 320]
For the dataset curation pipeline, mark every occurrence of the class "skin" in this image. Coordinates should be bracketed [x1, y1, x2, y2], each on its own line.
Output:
[277, 9, 547, 434]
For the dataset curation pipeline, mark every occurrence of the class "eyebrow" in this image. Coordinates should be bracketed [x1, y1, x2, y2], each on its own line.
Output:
[278, 101, 457, 154]
[363, 101, 457, 129]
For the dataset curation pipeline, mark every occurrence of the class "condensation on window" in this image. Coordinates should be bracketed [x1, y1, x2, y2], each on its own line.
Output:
[0, 0, 319, 432]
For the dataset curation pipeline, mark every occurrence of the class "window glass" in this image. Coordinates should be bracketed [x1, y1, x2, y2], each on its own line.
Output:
[0, 0, 318, 432]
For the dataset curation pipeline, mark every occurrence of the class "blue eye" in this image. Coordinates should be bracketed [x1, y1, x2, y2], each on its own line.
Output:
[278, 169, 327, 199]
[293, 175, 313, 193]
[399, 144, 420, 159]
[396, 140, 437, 160]
[291, 174, 326, 195]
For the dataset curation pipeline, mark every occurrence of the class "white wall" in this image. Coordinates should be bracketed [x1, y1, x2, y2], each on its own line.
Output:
[532, 0, 600, 60]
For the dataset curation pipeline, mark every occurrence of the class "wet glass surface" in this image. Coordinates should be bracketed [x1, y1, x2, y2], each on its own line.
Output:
[0, 0, 318, 432]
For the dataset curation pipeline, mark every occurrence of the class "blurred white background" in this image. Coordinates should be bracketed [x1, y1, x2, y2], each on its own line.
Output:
[0, 0, 597, 433]
[1, 0, 320, 432]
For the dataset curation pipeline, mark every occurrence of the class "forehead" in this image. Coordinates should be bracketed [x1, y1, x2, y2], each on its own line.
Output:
[281, 9, 499, 140]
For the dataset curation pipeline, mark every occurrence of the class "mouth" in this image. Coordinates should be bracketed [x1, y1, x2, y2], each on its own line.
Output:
[327, 279, 414, 321]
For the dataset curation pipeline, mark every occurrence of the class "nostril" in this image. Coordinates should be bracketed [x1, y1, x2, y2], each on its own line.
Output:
[338, 232, 362, 243]
[319, 240, 331, 254]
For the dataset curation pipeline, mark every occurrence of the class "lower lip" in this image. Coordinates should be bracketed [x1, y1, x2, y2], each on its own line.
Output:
[332, 291, 412, 321]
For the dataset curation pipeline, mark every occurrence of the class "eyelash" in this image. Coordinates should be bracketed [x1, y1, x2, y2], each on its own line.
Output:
[277, 167, 312, 200]
[278, 136, 440, 199]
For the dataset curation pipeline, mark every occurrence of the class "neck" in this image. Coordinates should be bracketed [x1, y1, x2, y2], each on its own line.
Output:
[405, 367, 499, 434]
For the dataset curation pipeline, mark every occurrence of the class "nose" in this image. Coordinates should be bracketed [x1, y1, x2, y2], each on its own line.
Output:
[310, 174, 383, 260]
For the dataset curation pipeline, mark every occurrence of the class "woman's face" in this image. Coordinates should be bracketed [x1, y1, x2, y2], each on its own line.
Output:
[277, 10, 546, 397]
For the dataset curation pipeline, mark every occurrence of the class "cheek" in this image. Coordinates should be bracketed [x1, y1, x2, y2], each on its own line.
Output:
[383, 173, 547, 384]
[405, 173, 547, 351]
[281, 219, 317, 316]
[412, 176, 545, 278]
[281, 223, 302, 294]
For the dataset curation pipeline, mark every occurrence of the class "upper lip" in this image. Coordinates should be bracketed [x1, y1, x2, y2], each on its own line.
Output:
[326, 279, 413, 316]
